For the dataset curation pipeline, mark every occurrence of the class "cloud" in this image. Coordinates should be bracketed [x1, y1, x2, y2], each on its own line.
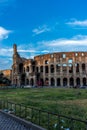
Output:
[0, 27, 12, 40]
[0, 48, 12, 57]
[41, 50, 50, 53]
[32, 25, 50, 35]
[41, 35, 87, 47]
[35, 35, 87, 53]
[1, 34, 87, 70]
[66, 19, 87, 27]
[17, 35, 87, 58]
[18, 49, 36, 53]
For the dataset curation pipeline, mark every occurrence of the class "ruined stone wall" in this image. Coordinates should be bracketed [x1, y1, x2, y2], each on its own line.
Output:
[0, 69, 12, 80]
[12, 50, 87, 87]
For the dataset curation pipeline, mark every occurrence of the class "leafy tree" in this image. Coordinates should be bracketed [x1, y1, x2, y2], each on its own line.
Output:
[0, 72, 11, 85]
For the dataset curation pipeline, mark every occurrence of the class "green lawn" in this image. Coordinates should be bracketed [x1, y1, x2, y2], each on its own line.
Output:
[0, 87, 87, 120]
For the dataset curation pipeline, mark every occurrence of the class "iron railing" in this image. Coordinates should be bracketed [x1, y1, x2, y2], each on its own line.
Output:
[0, 100, 87, 130]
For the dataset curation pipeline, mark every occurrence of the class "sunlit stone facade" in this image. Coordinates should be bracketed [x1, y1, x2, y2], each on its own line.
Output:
[12, 44, 87, 87]
[0, 69, 12, 80]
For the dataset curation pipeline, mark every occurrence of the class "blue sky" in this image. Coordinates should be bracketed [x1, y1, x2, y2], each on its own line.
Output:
[0, 0, 87, 70]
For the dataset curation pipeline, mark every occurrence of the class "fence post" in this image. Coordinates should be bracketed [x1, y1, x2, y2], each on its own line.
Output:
[11, 103, 13, 110]
[6, 101, 8, 109]
[86, 122, 87, 130]
[58, 115, 61, 130]
[0, 100, 2, 109]
[0, 100, 87, 130]
[70, 118, 74, 130]
[25, 106, 27, 118]
[15, 103, 16, 115]
[39, 110, 41, 125]
[47, 112, 50, 130]
[31, 108, 33, 122]
[20, 104, 21, 117]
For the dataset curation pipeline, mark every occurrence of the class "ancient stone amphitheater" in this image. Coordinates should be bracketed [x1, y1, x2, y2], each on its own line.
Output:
[12, 44, 87, 87]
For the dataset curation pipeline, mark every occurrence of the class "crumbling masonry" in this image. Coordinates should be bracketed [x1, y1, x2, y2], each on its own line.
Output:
[12, 44, 87, 87]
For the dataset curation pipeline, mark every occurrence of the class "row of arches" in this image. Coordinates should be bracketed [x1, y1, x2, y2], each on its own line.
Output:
[15, 77, 86, 87]
[14, 78, 34, 86]
[13, 77, 87, 87]
[17, 63, 86, 73]
[26, 78, 34, 86]
[49, 77, 86, 86]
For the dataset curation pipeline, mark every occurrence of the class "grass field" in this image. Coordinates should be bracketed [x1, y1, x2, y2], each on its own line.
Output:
[0, 87, 87, 120]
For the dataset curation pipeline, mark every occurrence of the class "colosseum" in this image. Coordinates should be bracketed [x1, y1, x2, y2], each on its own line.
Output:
[12, 44, 87, 87]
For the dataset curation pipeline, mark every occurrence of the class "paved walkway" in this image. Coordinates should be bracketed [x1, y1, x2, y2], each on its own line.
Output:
[0, 111, 30, 130]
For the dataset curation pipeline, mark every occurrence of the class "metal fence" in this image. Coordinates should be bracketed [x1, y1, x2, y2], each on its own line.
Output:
[0, 100, 87, 130]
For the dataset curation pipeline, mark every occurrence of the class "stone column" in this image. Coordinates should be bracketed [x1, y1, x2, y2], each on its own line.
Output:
[60, 77, 63, 87]
[30, 65, 32, 73]
[79, 63, 82, 76]
[33, 76, 36, 86]
[67, 78, 69, 88]
[38, 66, 40, 73]
[73, 63, 76, 78]
[67, 65, 69, 88]
[85, 63, 87, 74]
[80, 78, 83, 86]
[43, 65, 45, 86]
[60, 64, 63, 76]
[24, 77, 26, 86]
[85, 63, 87, 84]
[60, 64, 63, 87]
[55, 78, 57, 87]
[67, 66, 69, 76]
[49, 77, 51, 86]
[18, 76, 21, 87]
[48, 65, 51, 87]
[49, 64, 50, 76]
[74, 78, 76, 87]
[54, 63, 57, 87]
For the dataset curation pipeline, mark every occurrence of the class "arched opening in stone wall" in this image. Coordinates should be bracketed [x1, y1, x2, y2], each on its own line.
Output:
[45, 78, 49, 86]
[56, 64, 60, 72]
[26, 79, 29, 85]
[40, 78, 44, 86]
[26, 66, 29, 72]
[45, 60, 49, 64]
[50, 65, 54, 73]
[24, 67, 25, 73]
[69, 64, 73, 73]
[40, 66, 43, 72]
[57, 78, 60, 86]
[30, 78, 34, 86]
[82, 64, 85, 72]
[19, 63, 23, 73]
[63, 64, 67, 73]
[83, 78, 86, 86]
[51, 78, 55, 86]
[21, 73, 26, 85]
[16, 79, 17, 85]
[76, 78, 80, 86]
[36, 66, 39, 73]
[69, 77, 74, 86]
[63, 78, 67, 86]
[45, 66, 49, 73]
[76, 63, 79, 73]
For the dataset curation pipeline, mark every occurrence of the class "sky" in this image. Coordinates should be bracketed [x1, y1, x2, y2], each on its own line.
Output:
[0, 0, 87, 70]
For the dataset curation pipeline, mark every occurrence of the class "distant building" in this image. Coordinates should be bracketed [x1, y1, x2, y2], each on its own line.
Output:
[0, 69, 12, 81]
[12, 44, 87, 87]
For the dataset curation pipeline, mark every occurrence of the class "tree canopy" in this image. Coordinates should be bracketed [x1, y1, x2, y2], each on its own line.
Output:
[0, 73, 11, 85]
